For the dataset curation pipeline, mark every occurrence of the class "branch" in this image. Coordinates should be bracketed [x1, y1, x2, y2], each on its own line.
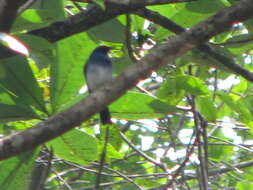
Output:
[28, 4, 126, 42]
[0, 0, 29, 31]
[0, 0, 253, 161]
[73, 0, 195, 6]
[178, 159, 253, 183]
[120, 132, 167, 172]
[135, 8, 253, 82]
[27, 0, 187, 42]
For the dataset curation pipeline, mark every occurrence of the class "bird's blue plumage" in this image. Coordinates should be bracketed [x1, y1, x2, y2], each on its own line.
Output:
[84, 46, 112, 124]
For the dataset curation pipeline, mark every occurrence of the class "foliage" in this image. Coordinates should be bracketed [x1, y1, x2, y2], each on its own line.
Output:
[1, 0, 253, 189]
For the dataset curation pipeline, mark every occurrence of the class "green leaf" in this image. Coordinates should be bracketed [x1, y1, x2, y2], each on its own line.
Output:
[135, 178, 161, 188]
[158, 75, 209, 105]
[179, 75, 209, 95]
[150, 2, 223, 30]
[179, 1, 223, 26]
[0, 87, 37, 121]
[208, 141, 233, 161]
[245, 18, 253, 33]
[218, 92, 253, 125]
[88, 18, 125, 43]
[232, 77, 248, 93]
[12, 9, 65, 32]
[236, 182, 253, 190]
[196, 96, 217, 121]
[100, 124, 122, 151]
[223, 34, 253, 55]
[32, 0, 65, 11]
[0, 103, 37, 121]
[0, 56, 46, 113]
[157, 75, 185, 105]
[18, 34, 55, 69]
[93, 0, 106, 10]
[131, 15, 145, 32]
[0, 149, 39, 190]
[208, 130, 233, 161]
[50, 33, 96, 112]
[13, 0, 65, 32]
[47, 129, 98, 165]
[99, 142, 123, 160]
[181, 48, 234, 72]
[186, 0, 225, 14]
[111, 92, 176, 120]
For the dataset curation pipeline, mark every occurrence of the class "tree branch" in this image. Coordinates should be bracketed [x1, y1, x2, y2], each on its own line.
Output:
[135, 8, 253, 82]
[0, 0, 253, 161]
[73, 0, 195, 6]
[0, 0, 30, 58]
[27, 0, 187, 42]
[0, 0, 29, 31]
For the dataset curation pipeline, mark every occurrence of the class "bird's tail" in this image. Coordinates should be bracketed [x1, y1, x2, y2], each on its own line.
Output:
[100, 108, 111, 124]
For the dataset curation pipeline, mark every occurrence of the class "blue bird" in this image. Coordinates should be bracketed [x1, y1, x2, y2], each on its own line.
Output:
[84, 46, 112, 124]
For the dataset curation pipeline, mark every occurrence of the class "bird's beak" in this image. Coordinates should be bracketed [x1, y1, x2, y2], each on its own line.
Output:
[108, 46, 113, 51]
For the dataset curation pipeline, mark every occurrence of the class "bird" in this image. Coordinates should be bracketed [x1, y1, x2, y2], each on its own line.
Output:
[84, 45, 112, 124]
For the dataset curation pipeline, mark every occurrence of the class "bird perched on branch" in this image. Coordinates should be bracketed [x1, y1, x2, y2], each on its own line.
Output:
[84, 45, 112, 124]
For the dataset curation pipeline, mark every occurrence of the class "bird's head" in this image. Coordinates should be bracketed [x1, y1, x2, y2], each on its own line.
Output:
[94, 45, 112, 54]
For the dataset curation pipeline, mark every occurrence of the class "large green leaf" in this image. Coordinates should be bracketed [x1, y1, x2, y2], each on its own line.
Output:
[47, 129, 98, 165]
[12, 9, 64, 32]
[151, 2, 225, 41]
[93, 0, 106, 9]
[157, 75, 185, 105]
[208, 130, 233, 161]
[135, 178, 161, 189]
[12, 0, 65, 32]
[158, 75, 209, 105]
[185, 0, 226, 14]
[196, 96, 217, 121]
[218, 92, 253, 127]
[111, 92, 176, 120]
[88, 18, 126, 43]
[0, 103, 37, 121]
[32, 0, 65, 11]
[50, 33, 96, 112]
[0, 149, 39, 190]
[236, 182, 253, 190]
[100, 124, 122, 151]
[18, 34, 55, 69]
[180, 75, 209, 95]
[98, 141, 123, 160]
[0, 56, 46, 113]
[223, 34, 253, 55]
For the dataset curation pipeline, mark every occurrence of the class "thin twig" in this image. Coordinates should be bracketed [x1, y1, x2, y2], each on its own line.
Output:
[209, 136, 253, 152]
[199, 114, 209, 189]
[187, 93, 208, 190]
[51, 167, 73, 190]
[212, 69, 218, 101]
[94, 163, 145, 190]
[120, 132, 168, 172]
[165, 138, 198, 188]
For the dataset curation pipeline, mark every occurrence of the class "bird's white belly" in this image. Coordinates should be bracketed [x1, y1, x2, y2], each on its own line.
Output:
[86, 65, 112, 92]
